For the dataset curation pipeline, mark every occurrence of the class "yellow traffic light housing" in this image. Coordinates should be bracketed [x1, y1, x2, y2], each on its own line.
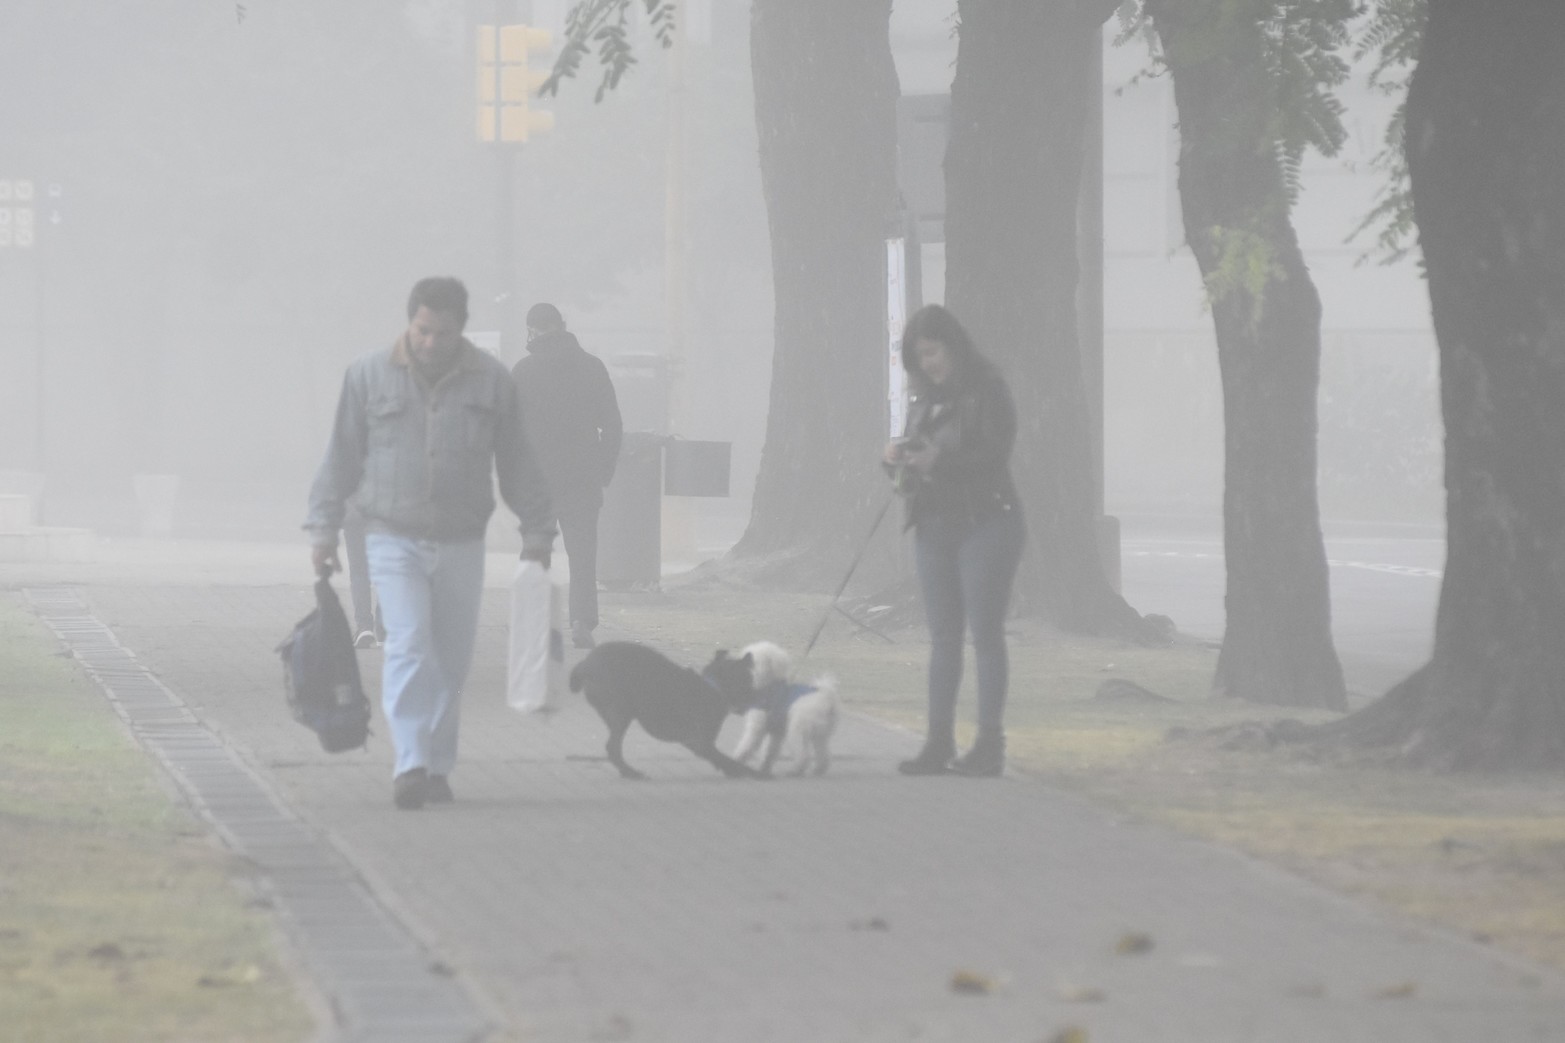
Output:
[477, 24, 556, 144]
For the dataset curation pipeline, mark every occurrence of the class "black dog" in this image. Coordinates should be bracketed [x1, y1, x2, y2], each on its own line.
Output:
[568, 642, 766, 780]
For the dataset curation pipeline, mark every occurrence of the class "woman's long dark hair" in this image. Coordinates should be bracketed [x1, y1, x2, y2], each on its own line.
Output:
[900, 304, 982, 393]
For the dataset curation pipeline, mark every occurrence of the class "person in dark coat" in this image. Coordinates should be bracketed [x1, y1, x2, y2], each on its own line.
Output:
[884, 304, 1027, 777]
[511, 303, 624, 649]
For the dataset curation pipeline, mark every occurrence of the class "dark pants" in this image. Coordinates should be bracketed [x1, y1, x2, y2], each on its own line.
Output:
[555, 485, 603, 632]
[913, 504, 1027, 746]
[342, 504, 380, 636]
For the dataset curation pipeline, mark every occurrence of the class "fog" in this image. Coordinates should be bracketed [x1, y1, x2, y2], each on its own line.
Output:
[0, 0, 1441, 559]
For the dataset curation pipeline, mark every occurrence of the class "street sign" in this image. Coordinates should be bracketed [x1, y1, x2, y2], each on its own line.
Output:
[887, 237, 908, 439]
[0, 178, 38, 249]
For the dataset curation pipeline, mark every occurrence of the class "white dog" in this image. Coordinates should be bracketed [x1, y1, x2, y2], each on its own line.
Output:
[729, 640, 840, 777]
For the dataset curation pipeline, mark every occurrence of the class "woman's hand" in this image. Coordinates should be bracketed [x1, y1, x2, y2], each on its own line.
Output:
[902, 441, 938, 474]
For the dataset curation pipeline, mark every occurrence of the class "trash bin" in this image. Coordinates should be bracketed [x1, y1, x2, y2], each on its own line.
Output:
[598, 432, 663, 589]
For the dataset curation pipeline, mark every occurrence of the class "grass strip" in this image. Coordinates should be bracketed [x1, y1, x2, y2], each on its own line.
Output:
[0, 592, 314, 1043]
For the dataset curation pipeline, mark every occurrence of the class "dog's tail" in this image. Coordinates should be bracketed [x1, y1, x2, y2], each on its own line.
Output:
[569, 656, 591, 693]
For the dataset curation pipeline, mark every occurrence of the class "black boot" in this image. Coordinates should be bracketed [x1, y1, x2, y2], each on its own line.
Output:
[898, 738, 955, 776]
[951, 734, 1005, 777]
[393, 767, 429, 809]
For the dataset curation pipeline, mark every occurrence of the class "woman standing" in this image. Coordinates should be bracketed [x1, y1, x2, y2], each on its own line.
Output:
[885, 305, 1027, 777]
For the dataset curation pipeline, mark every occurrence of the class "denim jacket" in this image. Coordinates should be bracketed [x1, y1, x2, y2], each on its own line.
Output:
[305, 338, 555, 554]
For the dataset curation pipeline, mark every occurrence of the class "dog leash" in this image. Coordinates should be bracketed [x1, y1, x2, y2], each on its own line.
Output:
[802, 490, 896, 659]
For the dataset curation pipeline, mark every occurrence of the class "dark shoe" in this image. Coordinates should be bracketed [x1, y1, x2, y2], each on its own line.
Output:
[393, 768, 428, 810]
[898, 742, 954, 776]
[571, 624, 596, 650]
[952, 737, 1005, 777]
[426, 775, 454, 804]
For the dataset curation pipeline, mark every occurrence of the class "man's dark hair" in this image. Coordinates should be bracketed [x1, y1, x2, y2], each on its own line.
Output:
[526, 302, 564, 331]
[407, 277, 469, 327]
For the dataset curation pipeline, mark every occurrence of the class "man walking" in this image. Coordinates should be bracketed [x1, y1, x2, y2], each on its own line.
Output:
[511, 302, 622, 649]
[306, 277, 554, 809]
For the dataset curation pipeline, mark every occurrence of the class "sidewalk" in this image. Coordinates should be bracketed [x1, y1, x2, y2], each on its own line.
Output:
[10, 542, 1565, 1042]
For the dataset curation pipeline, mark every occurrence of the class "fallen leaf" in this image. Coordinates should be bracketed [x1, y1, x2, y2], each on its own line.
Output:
[1374, 981, 1418, 1000]
[1114, 932, 1154, 955]
[1045, 1026, 1090, 1043]
[589, 1013, 634, 1042]
[950, 969, 996, 995]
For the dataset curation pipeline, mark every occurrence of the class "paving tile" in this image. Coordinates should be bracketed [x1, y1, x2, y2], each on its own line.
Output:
[25, 578, 1565, 1043]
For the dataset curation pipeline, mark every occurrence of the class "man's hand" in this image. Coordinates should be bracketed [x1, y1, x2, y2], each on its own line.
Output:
[311, 543, 341, 578]
[521, 547, 551, 572]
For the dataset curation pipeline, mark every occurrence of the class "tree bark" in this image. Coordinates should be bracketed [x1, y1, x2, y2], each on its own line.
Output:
[729, 0, 900, 584]
[1145, 0, 1347, 709]
[944, 0, 1156, 639]
[1322, 0, 1565, 767]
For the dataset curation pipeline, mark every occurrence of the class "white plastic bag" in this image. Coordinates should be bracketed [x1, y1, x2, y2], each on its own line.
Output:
[507, 559, 565, 714]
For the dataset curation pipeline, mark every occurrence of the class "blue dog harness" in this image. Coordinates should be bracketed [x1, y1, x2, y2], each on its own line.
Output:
[756, 680, 818, 735]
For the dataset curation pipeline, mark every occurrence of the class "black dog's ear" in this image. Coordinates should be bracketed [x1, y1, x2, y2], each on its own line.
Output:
[714, 649, 731, 661]
[741, 652, 753, 666]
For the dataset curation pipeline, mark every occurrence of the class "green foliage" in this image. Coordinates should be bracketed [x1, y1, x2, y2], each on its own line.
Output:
[1260, 0, 1356, 206]
[1201, 222, 1286, 329]
[541, 0, 677, 102]
[1349, 0, 1426, 265]
[1121, 0, 1356, 208]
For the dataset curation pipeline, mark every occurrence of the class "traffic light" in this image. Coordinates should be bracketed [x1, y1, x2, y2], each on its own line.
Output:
[476, 24, 556, 144]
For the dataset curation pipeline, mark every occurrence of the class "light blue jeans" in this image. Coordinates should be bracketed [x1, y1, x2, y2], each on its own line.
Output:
[365, 533, 486, 779]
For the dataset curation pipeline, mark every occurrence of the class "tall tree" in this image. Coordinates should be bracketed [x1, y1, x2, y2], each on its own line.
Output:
[944, 0, 1158, 638]
[549, 0, 900, 584]
[727, 0, 901, 578]
[1137, 0, 1353, 709]
[1318, 0, 1565, 768]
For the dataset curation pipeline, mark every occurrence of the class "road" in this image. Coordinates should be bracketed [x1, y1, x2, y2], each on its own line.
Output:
[1120, 516, 1446, 703]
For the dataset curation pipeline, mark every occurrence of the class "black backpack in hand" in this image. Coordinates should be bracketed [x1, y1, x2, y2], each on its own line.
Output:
[276, 577, 371, 752]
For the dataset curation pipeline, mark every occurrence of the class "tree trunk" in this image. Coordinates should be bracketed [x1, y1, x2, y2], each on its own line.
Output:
[944, 0, 1156, 639]
[729, 0, 900, 584]
[1322, 0, 1565, 767]
[1145, 0, 1347, 710]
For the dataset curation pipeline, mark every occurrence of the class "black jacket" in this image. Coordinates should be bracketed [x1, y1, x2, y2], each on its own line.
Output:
[897, 357, 1020, 530]
[511, 331, 624, 497]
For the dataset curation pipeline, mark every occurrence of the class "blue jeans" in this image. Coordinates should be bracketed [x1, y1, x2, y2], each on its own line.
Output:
[365, 534, 486, 779]
[913, 504, 1027, 747]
